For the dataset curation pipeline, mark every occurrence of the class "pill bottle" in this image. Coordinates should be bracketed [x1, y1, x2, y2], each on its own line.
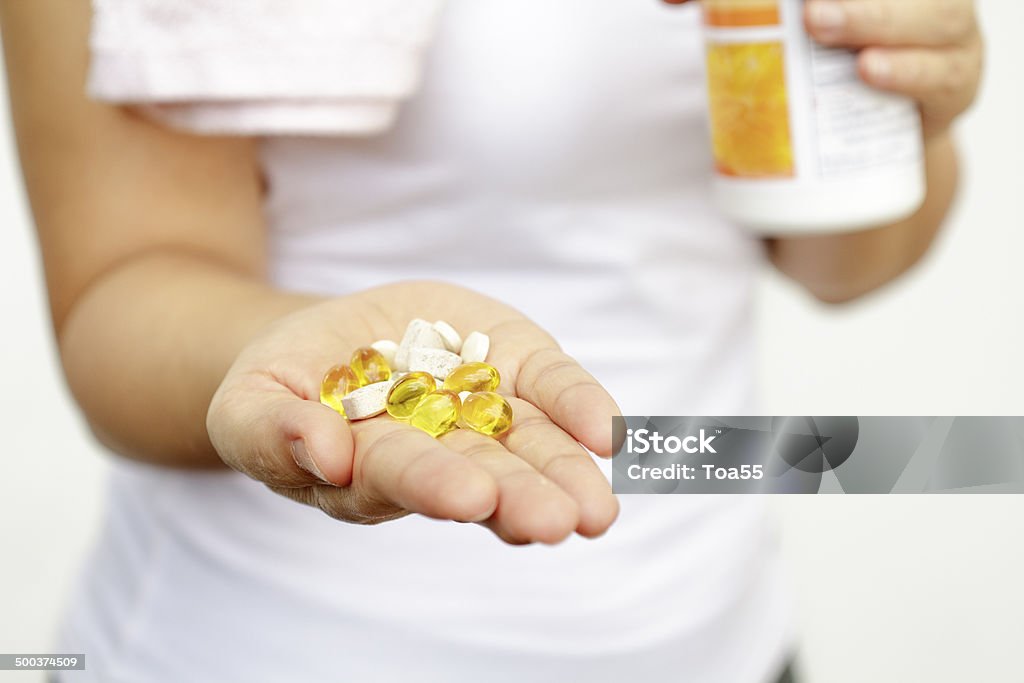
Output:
[701, 0, 926, 235]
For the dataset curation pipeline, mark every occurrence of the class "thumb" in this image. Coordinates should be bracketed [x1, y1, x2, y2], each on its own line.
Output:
[207, 382, 355, 487]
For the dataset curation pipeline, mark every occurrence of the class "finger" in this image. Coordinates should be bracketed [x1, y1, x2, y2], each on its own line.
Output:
[440, 428, 580, 545]
[485, 319, 620, 456]
[501, 398, 619, 538]
[805, 0, 977, 48]
[858, 46, 982, 124]
[267, 419, 501, 526]
[468, 318, 621, 456]
[352, 419, 499, 523]
[207, 375, 356, 488]
[511, 347, 621, 458]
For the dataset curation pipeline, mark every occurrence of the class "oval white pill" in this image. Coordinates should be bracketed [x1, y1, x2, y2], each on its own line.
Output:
[397, 321, 430, 342]
[370, 340, 398, 367]
[396, 319, 445, 371]
[432, 321, 463, 353]
[400, 319, 446, 350]
[460, 331, 490, 364]
[407, 348, 462, 381]
[340, 380, 392, 420]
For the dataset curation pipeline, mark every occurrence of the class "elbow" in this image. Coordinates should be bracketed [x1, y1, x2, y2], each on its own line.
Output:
[56, 299, 219, 469]
[798, 272, 890, 305]
[805, 285, 868, 307]
[56, 326, 135, 459]
[768, 217, 944, 307]
[794, 240, 934, 306]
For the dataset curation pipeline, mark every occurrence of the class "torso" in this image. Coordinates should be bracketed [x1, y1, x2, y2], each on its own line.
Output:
[59, 3, 793, 681]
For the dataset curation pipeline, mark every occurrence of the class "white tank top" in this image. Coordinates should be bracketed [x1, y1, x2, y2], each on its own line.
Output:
[58, 2, 795, 681]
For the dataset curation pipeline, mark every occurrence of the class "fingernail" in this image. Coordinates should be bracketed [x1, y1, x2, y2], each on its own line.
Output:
[291, 439, 329, 483]
[809, 1, 845, 30]
[865, 52, 893, 83]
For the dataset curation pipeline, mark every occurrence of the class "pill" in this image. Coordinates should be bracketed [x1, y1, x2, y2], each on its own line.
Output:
[460, 331, 490, 364]
[396, 319, 446, 371]
[394, 352, 409, 372]
[460, 391, 514, 438]
[443, 362, 500, 394]
[320, 364, 360, 416]
[350, 346, 392, 386]
[407, 347, 462, 380]
[409, 390, 461, 437]
[340, 380, 393, 420]
[386, 371, 437, 420]
[432, 320, 463, 353]
[370, 340, 398, 367]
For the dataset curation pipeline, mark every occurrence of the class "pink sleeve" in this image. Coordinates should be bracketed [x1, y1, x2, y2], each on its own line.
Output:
[86, 0, 445, 136]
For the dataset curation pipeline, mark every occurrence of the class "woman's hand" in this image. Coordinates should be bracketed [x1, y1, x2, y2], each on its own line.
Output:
[657, 0, 983, 303]
[767, 0, 982, 303]
[663, 0, 983, 139]
[804, 0, 983, 139]
[207, 281, 621, 545]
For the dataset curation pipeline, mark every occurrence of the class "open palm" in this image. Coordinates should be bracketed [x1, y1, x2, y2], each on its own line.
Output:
[207, 281, 621, 544]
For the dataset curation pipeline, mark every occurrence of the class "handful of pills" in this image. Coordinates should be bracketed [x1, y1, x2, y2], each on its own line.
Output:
[319, 319, 513, 439]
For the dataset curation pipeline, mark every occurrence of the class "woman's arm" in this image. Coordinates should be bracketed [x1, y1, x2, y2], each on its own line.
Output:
[767, 131, 958, 304]
[2, 0, 314, 467]
[767, 0, 983, 304]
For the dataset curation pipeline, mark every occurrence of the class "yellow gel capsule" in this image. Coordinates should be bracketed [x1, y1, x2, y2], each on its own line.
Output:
[320, 364, 360, 416]
[386, 371, 436, 420]
[350, 346, 392, 386]
[460, 391, 513, 438]
[442, 362, 500, 394]
[409, 390, 461, 438]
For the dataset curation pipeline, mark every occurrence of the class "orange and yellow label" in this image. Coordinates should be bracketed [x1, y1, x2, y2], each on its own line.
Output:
[706, 42, 794, 178]
[704, 0, 794, 178]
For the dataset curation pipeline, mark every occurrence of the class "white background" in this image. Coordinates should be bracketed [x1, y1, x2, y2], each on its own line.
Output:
[1, 3, 1022, 682]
